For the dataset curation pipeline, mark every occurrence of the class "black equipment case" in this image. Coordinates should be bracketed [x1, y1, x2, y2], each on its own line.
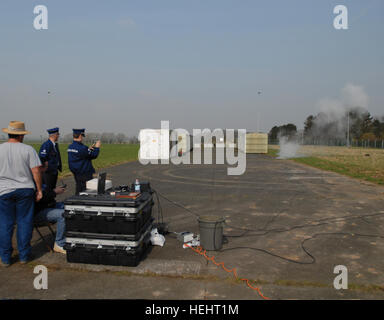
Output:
[63, 192, 154, 235]
[66, 217, 154, 242]
[64, 220, 153, 267]
[63, 184, 155, 267]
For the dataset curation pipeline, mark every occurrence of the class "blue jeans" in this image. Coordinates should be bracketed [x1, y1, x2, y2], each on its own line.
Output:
[0, 188, 35, 264]
[34, 202, 66, 247]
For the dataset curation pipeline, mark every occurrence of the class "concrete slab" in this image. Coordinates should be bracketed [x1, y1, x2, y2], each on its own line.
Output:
[2, 154, 384, 299]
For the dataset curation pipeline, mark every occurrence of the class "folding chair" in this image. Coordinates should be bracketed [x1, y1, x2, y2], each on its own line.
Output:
[34, 221, 56, 252]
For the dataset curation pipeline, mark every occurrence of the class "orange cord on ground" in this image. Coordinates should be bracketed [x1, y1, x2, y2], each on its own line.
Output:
[185, 244, 270, 300]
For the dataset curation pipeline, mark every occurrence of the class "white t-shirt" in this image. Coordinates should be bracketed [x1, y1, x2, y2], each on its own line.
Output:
[0, 142, 42, 196]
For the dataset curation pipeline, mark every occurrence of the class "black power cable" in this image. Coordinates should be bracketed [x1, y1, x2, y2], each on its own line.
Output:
[152, 190, 384, 265]
[154, 190, 199, 217]
[220, 231, 384, 265]
[152, 189, 164, 224]
[225, 211, 384, 236]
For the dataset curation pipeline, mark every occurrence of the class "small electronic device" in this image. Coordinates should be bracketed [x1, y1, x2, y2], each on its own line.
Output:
[60, 180, 67, 188]
[119, 185, 129, 192]
[86, 173, 112, 194]
[177, 232, 194, 243]
[97, 172, 107, 194]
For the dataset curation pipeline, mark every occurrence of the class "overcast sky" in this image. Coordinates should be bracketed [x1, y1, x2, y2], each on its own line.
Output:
[0, 0, 383, 139]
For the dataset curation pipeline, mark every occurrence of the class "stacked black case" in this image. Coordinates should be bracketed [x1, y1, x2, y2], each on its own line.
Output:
[64, 187, 154, 267]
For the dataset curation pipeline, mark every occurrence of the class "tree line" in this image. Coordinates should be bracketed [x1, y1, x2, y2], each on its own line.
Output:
[0, 132, 139, 144]
[269, 107, 384, 143]
[61, 132, 139, 144]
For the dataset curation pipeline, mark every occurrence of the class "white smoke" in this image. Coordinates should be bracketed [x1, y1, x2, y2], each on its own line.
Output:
[341, 83, 369, 109]
[311, 83, 369, 139]
[277, 136, 301, 159]
[277, 83, 369, 159]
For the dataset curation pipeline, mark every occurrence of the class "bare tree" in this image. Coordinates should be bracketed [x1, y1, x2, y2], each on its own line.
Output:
[101, 132, 116, 144]
[62, 133, 73, 143]
[84, 132, 101, 144]
[116, 133, 127, 144]
[128, 135, 139, 144]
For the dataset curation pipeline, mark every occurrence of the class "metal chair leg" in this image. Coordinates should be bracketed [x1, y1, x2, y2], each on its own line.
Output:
[47, 224, 56, 249]
[35, 226, 54, 252]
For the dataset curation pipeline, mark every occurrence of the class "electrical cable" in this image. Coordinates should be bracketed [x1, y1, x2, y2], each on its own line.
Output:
[220, 231, 384, 265]
[152, 189, 384, 265]
[152, 189, 164, 224]
[154, 190, 199, 217]
[153, 188, 384, 236]
[225, 211, 384, 236]
[184, 243, 270, 300]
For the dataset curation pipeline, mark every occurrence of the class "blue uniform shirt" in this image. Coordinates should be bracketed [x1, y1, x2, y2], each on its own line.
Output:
[39, 140, 62, 174]
[67, 141, 100, 175]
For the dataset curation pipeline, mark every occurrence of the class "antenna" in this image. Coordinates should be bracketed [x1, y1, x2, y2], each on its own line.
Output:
[257, 90, 262, 133]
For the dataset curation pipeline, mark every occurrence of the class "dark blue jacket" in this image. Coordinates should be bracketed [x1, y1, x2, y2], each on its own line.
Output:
[67, 141, 99, 175]
[39, 140, 62, 174]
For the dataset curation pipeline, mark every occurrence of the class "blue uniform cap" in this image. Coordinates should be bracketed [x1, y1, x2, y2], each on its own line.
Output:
[73, 128, 85, 135]
[47, 127, 59, 134]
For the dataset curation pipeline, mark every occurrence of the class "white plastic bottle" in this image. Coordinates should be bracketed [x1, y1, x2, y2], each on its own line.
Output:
[135, 179, 141, 192]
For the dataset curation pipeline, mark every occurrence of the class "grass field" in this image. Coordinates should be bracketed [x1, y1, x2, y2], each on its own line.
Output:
[4, 140, 383, 185]
[268, 145, 384, 185]
[29, 143, 140, 178]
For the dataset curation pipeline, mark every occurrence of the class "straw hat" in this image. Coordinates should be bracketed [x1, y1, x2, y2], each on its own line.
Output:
[2, 121, 31, 135]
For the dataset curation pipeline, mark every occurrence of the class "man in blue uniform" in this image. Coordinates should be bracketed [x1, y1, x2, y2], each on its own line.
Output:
[39, 127, 62, 190]
[67, 129, 101, 194]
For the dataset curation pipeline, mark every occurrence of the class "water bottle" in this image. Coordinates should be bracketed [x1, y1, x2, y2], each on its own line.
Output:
[134, 179, 141, 192]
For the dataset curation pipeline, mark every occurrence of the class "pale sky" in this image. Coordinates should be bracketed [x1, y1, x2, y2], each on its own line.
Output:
[0, 0, 383, 139]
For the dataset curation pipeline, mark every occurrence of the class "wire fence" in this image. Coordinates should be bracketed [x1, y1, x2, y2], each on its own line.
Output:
[2, 137, 383, 149]
[269, 138, 384, 149]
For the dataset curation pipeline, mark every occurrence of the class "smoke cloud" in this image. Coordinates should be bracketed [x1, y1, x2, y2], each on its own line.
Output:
[308, 83, 370, 140]
[341, 83, 369, 110]
[277, 135, 301, 159]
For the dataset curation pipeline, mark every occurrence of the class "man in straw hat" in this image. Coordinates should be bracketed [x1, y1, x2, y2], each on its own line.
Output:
[0, 121, 43, 267]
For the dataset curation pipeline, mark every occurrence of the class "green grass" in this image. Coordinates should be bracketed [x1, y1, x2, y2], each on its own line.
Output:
[293, 156, 384, 185]
[266, 145, 384, 185]
[28, 143, 139, 178]
[267, 148, 279, 157]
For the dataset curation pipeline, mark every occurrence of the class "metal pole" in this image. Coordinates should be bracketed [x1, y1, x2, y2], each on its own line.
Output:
[257, 112, 260, 133]
[346, 111, 350, 147]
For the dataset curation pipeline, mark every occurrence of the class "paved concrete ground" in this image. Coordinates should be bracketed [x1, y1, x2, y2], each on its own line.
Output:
[1, 153, 384, 300]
